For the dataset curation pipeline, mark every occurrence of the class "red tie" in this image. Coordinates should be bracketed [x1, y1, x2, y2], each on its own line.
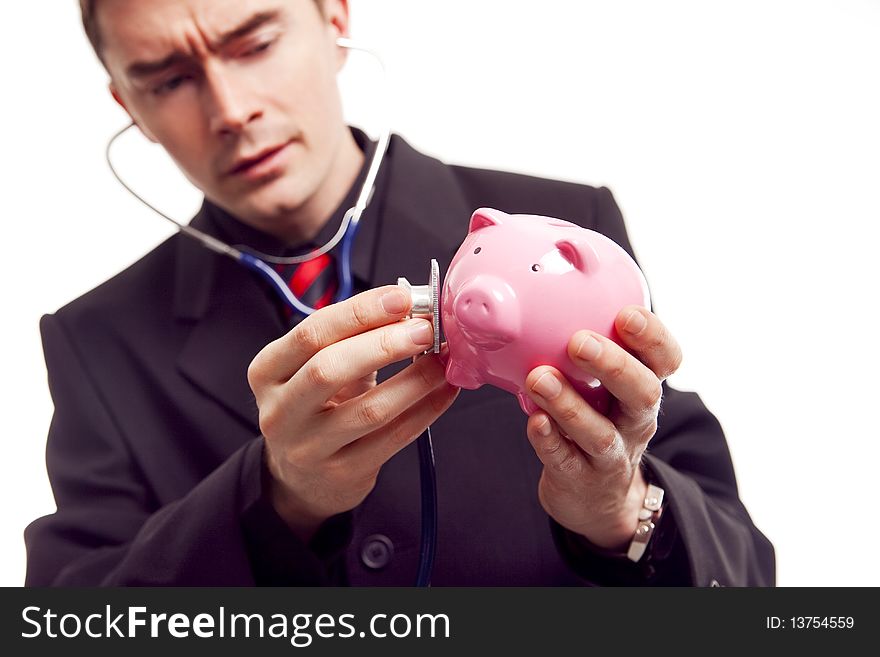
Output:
[274, 250, 339, 319]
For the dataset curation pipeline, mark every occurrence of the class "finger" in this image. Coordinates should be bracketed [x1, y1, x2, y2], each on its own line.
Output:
[613, 306, 683, 382]
[249, 285, 412, 387]
[525, 366, 623, 463]
[337, 378, 460, 474]
[330, 370, 377, 405]
[315, 351, 451, 454]
[285, 316, 435, 412]
[567, 329, 663, 427]
[525, 411, 589, 479]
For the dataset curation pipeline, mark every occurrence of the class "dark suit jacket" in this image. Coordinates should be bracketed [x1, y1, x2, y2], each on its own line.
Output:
[25, 132, 775, 586]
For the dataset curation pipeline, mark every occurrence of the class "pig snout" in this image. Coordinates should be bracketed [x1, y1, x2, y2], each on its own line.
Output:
[451, 275, 521, 348]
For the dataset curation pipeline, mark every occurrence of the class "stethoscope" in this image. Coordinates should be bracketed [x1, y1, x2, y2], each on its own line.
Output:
[106, 37, 440, 587]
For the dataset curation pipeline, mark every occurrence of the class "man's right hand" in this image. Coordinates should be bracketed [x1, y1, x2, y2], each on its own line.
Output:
[247, 285, 459, 544]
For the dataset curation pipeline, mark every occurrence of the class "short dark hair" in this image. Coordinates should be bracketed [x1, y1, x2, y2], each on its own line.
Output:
[79, 0, 325, 65]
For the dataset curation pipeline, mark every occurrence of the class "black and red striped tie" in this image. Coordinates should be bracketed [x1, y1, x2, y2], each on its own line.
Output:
[274, 249, 339, 320]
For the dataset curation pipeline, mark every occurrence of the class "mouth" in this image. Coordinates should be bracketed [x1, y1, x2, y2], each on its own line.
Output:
[226, 140, 294, 178]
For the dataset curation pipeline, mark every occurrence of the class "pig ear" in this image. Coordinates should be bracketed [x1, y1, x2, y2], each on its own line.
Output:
[555, 238, 600, 273]
[468, 208, 507, 233]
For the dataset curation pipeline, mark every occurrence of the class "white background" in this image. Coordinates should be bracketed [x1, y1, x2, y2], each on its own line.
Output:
[2, 0, 878, 586]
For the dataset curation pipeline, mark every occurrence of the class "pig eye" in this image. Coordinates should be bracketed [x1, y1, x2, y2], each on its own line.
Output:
[531, 263, 541, 272]
[473, 247, 482, 254]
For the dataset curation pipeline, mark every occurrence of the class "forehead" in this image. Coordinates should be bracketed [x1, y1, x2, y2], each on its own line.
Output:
[97, 0, 290, 65]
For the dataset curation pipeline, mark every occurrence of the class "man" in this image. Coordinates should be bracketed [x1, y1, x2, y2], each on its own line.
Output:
[25, 0, 774, 585]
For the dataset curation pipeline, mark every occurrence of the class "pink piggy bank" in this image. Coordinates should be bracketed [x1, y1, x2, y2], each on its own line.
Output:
[441, 207, 651, 415]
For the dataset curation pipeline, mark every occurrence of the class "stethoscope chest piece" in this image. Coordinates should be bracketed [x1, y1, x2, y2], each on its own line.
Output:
[397, 259, 441, 354]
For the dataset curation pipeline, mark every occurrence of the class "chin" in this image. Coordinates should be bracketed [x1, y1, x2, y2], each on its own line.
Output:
[228, 175, 313, 220]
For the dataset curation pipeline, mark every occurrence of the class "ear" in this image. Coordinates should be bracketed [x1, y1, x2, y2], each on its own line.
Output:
[555, 238, 600, 273]
[110, 83, 158, 143]
[468, 207, 508, 233]
[324, 0, 352, 70]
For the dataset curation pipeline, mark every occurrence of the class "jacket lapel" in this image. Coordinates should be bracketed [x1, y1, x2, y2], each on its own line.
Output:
[174, 206, 285, 431]
[171, 133, 474, 431]
[371, 135, 471, 289]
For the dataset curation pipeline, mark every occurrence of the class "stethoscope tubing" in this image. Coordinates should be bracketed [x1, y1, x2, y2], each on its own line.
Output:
[236, 207, 361, 316]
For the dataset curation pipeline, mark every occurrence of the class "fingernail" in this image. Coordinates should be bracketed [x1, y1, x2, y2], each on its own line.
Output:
[408, 320, 433, 346]
[576, 334, 602, 360]
[538, 418, 552, 437]
[623, 309, 647, 335]
[382, 289, 409, 314]
[532, 372, 562, 399]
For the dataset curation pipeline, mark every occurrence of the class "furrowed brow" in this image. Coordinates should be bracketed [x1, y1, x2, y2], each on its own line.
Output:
[216, 9, 282, 48]
[125, 10, 282, 80]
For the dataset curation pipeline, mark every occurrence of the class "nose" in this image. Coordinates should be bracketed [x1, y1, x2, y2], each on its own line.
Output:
[455, 286, 494, 322]
[451, 275, 521, 343]
[204, 64, 263, 137]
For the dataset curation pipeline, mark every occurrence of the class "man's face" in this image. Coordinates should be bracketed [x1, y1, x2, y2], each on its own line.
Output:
[99, 0, 350, 233]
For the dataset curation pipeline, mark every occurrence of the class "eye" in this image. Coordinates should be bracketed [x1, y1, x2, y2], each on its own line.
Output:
[531, 263, 541, 272]
[153, 74, 192, 96]
[241, 38, 276, 58]
[473, 247, 481, 254]
[237, 31, 281, 58]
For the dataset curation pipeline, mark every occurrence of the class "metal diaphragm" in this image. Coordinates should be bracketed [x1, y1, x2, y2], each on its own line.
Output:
[397, 259, 441, 353]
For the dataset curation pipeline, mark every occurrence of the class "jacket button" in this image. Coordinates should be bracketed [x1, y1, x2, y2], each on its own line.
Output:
[361, 534, 394, 570]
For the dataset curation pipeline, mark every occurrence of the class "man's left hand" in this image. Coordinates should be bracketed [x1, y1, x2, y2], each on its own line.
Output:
[524, 305, 683, 551]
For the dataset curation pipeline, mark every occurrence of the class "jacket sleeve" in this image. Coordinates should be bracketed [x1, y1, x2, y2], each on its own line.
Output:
[24, 313, 351, 586]
[549, 187, 775, 587]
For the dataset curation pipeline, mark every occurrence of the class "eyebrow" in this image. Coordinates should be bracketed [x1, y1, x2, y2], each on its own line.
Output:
[125, 9, 282, 79]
